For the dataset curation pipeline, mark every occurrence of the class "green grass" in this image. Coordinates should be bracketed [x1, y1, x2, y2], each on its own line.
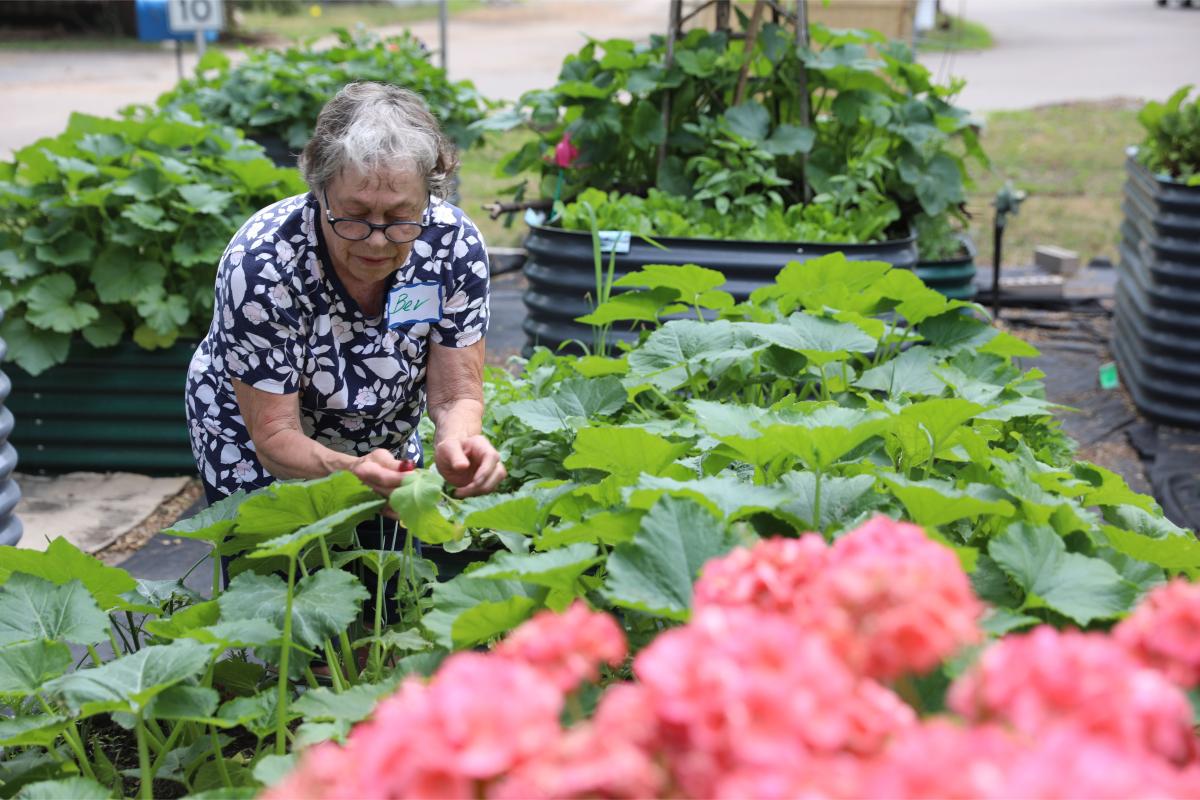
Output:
[916, 13, 994, 52]
[964, 100, 1142, 267]
[457, 128, 538, 250]
[234, 0, 481, 42]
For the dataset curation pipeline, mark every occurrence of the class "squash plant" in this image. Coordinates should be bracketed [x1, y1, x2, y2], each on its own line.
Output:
[159, 28, 492, 154]
[0, 108, 303, 375]
[0, 472, 445, 798]
[486, 22, 985, 243]
[428, 254, 1197, 647]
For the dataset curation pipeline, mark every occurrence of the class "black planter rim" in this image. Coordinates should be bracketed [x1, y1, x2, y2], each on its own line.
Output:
[529, 223, 918, 251]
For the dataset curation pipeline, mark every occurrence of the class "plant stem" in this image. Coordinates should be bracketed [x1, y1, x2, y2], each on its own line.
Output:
[318, 537, 360, 685]
[371, 554, 386, 678]
[212, 541, 223, 600]
[37, 695, 98, 782]
[321, 638, 347, 691]
[125, 611, 142, 651]
[86, 644, 104, 668]
[149, 721, 185, 775]
[275, 557, 297, 756]
[109, 618, 130, 656]
[210, 725, 233, 789]
[136, 714, 153, 800]
[813, 469, 823, 537]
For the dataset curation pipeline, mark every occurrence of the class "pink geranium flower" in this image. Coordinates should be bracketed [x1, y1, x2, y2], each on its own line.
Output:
[494, 601, 626, 693]
[265, 653, 562, 799]
[816, 516, 984, 679]
[1116, 578, 1200, 688]
[633, 606, 915, 797]
[694, 517, 982, 680]
[693, 534, 829, 617]
[948, 626, 1197, 765]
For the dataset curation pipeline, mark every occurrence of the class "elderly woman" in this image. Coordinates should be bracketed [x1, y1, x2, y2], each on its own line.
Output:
[185, 82, 504, 512]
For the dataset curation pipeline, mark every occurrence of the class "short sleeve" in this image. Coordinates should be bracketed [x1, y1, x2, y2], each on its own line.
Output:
[432, 217, 490, 348]
[211, 245, 304, 394]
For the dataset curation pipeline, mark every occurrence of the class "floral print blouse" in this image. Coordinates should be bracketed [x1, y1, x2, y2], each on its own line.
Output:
[185, 192, 489, 497]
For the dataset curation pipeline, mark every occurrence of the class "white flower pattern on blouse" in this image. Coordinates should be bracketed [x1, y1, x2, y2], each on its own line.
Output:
[185, 193, 490, 497]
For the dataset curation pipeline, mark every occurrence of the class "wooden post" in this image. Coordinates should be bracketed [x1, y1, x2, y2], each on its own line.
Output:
[796, 0, 812, 202]
[715, 0, 731, 31]
[658, 0, 684, 174]
[732, 1, 767, 107]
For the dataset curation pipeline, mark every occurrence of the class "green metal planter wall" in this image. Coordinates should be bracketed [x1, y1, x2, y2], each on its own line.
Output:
[7, 341, 198, 475]
[915, 235, 978, 300]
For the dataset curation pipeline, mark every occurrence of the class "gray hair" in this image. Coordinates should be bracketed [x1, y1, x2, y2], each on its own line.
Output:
[299, 82, 459, 197]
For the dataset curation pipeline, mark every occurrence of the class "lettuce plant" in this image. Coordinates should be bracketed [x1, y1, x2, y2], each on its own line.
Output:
[1137, 85, 1200, 185]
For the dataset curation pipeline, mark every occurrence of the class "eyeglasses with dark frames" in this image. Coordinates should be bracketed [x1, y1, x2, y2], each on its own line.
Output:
[322, 188, 428, 244]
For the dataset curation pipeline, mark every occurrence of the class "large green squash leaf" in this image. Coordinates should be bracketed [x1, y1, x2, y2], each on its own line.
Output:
[563, 426, 691, 481]
[423, 577, 545, 650]
[604, 496, 734, 620]
[989, 522, 1137, 625]
[0, 641, 73, 697]
[218, 569, 367, 651]
[0, 539, 137, 612]
[0, 575, 109, 647]
[44, 640, 215, 717]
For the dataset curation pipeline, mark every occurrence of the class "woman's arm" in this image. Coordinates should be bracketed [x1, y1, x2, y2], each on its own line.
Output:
[232, 379, 413, 496]
[426, 340, 506, 497]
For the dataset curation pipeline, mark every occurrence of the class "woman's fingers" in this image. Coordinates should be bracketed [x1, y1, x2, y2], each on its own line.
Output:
[454, 445, 507, 497]
[352, 450, 415, 496]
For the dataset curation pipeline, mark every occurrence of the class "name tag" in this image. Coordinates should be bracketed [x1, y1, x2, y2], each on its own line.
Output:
[386, 281, 442, 329]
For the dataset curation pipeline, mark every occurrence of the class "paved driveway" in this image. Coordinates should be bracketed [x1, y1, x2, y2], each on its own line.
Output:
[919, 0, 1200, 110]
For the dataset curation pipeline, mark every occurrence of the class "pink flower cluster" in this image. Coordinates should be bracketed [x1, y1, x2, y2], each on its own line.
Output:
[1116, 578, 1200, 688]
[694, 515, 983, 679]
[267, 517, 1200, 799]
[949, 625, 1198, 765]
[493, 600, 626, 693]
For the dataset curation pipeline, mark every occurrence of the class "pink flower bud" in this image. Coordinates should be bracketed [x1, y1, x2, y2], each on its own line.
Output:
[553, 132, 579, 169]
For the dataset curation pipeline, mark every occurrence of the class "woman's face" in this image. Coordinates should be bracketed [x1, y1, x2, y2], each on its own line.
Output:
[319, 165, 428, 287]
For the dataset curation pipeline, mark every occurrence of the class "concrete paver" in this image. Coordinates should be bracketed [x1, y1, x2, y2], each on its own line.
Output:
[14, 471, 190, 552]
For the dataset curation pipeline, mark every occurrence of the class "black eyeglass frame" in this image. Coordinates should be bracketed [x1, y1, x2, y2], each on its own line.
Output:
[321, 188, 429, 244]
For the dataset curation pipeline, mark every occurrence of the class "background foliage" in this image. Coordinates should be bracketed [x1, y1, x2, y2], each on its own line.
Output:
[0, 108, 303, 375]
[160, 28, 491, 154]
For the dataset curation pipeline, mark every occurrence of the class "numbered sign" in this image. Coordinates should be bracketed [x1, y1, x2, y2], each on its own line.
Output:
[167, 0, 224, 33]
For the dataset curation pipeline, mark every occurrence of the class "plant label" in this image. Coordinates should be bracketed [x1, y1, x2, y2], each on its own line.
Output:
[386, 281, 442, 329]
[597, 230, 631, 254]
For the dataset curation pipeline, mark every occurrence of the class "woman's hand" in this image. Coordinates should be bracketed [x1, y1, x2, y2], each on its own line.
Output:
[351, 449, 417, 497]
[435, 434, 506, 498]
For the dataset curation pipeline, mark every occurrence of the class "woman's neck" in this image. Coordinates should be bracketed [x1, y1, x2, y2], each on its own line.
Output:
[333, 262, 388, 317]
